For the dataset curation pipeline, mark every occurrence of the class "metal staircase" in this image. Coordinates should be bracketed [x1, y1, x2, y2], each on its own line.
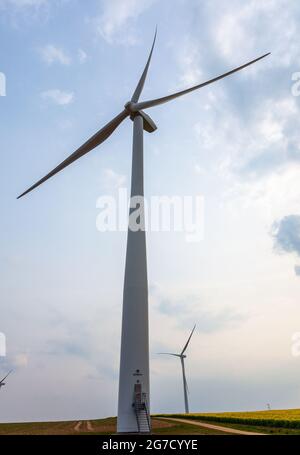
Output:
[133, 387, 151, 433]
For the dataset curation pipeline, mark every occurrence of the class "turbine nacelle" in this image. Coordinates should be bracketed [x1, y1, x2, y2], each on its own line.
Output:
[125, 101, 157, 134]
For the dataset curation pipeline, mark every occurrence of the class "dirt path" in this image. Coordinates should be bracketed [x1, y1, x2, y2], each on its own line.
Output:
[158, 417, 266, 435]
[74, 421, 82, 432]
[86, 421, 93, 432]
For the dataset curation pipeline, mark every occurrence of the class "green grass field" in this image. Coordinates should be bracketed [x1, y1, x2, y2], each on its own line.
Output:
[0, 417, 232, 435]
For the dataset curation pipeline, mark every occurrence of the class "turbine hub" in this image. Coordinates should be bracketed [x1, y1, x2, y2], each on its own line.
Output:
[124, 102, 158, 133]
[124, 101, 136, 113]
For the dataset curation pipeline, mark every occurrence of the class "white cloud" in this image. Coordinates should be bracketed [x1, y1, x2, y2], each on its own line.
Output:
[192, 94, 300, 182]
[41, 89, 74, 106]
[103, 168, 126, 189]
[194, 164, 204, 175]
[223, 166, 300, 227]
[153, 289, 246, 334]
[0, 0, 72, 26]
[0, 0, 47, 7]
[174, 37, 204, 88]
[211, 0, 300, 68]
[0, 0, 49, 21]
[188, 88, 300, 227]
[94, 0, 156, 45]
[39, 44, 71, 66]
[78, 48, 87, 64]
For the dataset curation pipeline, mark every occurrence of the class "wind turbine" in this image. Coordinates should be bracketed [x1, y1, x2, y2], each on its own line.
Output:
[17, 30, 270, 433]
[159, 325, 196, 414]
[0, 370, 12, 390]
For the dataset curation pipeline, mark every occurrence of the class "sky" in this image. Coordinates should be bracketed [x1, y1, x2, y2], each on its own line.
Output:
[1, 0, 300, 422]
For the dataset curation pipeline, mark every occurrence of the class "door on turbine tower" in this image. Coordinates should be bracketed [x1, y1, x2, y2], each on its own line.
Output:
[134, 383, 142, 405]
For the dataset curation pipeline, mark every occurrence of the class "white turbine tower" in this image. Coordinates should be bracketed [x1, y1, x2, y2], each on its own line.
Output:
[0, 370, 12, 390]
[159, 325, 196, 414]
[17, 30, 270, 433]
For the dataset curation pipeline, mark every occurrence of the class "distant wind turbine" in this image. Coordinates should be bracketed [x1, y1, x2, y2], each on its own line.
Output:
[0, 370, 12, 390]
[159, 325, 196, 414]
[17, 28, 270, 433]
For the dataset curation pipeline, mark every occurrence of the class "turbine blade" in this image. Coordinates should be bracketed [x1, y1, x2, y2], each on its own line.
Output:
[0, 370, 12, 383]
[157, 353, 181, 357]
[181, 325, 196, 355]
[17, 110, 129, 199]
[131, 27, 157, 103]
[132, 53, 270, 111]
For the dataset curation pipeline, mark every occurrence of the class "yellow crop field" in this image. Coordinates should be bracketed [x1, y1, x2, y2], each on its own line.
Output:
[192, 409, 300, 421]
[159, 409, 300, 429]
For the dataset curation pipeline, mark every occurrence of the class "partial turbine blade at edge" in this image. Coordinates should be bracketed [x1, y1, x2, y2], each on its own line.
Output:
[17, 110, 129, 199]
[181, 325, 196, 356]
[132, 52, 271, 111]
[131, 27, 157, 103]
[0, 370, 12, 383]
